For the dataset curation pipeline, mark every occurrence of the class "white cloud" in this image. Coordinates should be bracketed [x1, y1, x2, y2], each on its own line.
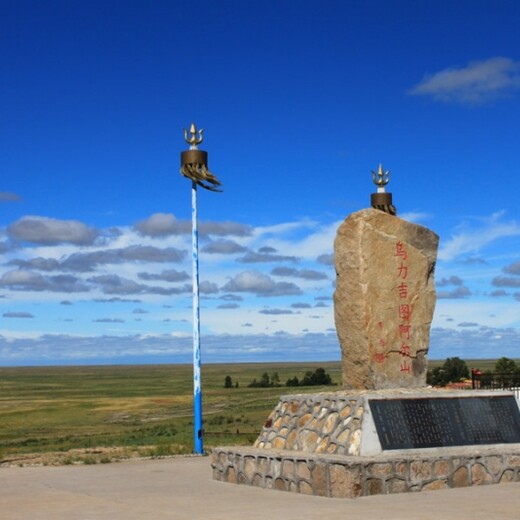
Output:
[1, 209, 519, 364]
[9, 245, 186, 272]
[3, 311, 34, 318]
[436, 276, 464, 287]
[134, 213, 188, 236]
[433, 299, 520, 330]
[0, 269, 90, 293]
[430, 326, 520, 359]
[317, 254, 334, 266]
[438, 212, 520, 261]
[222, 270, 302, 297]
[257, 220, 340, 261]
[408, 57, 520, 105]
[88, 274, 191, 296]
[0, 192, 22, 203]
[504, 260, 520, 276]
[0, 331, 342, 365]
[7, 216, 99, 245]
[492, 276, 520, 288]
[237, 250, 298, 263]
[271, 266, 328, 281]
[259, 308, 294, 315]
[399, 212, 432, 224]
[253, 219, 317, 238]
[137, 269, 189, 282]
[134, 213, 252, 238]
[1, 324, 519, 365]
[436, 286, 471, 299]
[201, 240, 247, 254]
[217, 302, 240, 310]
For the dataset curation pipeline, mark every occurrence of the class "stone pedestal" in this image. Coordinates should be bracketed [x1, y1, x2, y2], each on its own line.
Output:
[212, 443, 520, 498]
[212, 390, 520, 497]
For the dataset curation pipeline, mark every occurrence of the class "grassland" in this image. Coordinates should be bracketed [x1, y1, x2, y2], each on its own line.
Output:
[0, 359, 506, 465]
[0, 362, 342, 465]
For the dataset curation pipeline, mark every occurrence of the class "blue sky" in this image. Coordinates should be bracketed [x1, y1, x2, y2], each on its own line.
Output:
[1, 0, 520, 366]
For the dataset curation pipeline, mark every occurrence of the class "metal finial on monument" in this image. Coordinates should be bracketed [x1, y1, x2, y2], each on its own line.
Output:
[370, 163, 396, 215]
[372, 164, 389, 191]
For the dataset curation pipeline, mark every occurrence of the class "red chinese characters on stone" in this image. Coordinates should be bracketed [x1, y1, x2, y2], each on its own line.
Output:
[399, 324, 411, 340]
[395, 241, 408, 260]
[398, 304, 411, 322]
[375, 241, 416, 372]
[395, 241, 412, 373]
[397, 262, 408, 280]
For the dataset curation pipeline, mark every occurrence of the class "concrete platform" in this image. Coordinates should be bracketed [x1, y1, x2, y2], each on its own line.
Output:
[1, 456, 520, 519]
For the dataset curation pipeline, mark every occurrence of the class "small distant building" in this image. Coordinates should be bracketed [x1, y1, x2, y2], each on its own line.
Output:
[444, 380, 472, 390]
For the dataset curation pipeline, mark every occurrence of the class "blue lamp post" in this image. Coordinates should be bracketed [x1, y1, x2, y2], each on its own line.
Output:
[180, 123, 221, 454]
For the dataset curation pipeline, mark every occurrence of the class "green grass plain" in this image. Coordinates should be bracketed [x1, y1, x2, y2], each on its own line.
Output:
[0, 359, 507, 464]
[0, 362, 342, 463]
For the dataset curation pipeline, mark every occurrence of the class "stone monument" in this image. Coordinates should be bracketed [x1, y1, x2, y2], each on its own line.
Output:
[334, 165, 438, 389]
[212, 165, 520, 497]
[334, 206, 438, 389]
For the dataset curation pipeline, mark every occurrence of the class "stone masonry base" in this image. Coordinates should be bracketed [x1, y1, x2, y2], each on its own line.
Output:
[212, 390, 520, 498]
[211, 445, 520, 498]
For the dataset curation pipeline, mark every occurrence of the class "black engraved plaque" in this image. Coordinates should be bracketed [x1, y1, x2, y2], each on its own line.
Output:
[369, 395, 520, 450]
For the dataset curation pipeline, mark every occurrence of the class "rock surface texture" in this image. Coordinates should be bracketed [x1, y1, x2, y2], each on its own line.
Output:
[334, 208, 439, 389]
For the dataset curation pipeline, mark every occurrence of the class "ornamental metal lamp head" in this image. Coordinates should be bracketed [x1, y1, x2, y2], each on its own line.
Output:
[370, 163, 396, 215]
[180, 123, 222, 192]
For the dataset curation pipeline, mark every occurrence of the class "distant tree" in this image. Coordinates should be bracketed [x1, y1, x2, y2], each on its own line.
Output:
[252, 369, 333, 389]
[248, 372, 271, 388]
[494, 357, 520, 388]
[298, 368, 334, 387]
[270, 372, 281, 387]
[224, 375, 233, 388]
[427, 357, 469, 386]
[442, 357, 469, 383]
[300, 370, 314, 386]
[260, 372, 270, 388]
[286, 376, 299, 387]
[495, 357, 518, 374]
[312, 367, 332, 385]
[426, 366, 445, 386]
[235, 381, 239, 388]
[479, 370, 494, 389]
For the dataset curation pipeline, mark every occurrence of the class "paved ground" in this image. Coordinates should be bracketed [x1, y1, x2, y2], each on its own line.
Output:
[1, 456, 520, 520]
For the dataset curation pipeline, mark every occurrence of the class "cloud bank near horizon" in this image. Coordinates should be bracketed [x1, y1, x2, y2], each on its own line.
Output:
[1, 324, 519, 366]
[0, 208, 519, 365]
